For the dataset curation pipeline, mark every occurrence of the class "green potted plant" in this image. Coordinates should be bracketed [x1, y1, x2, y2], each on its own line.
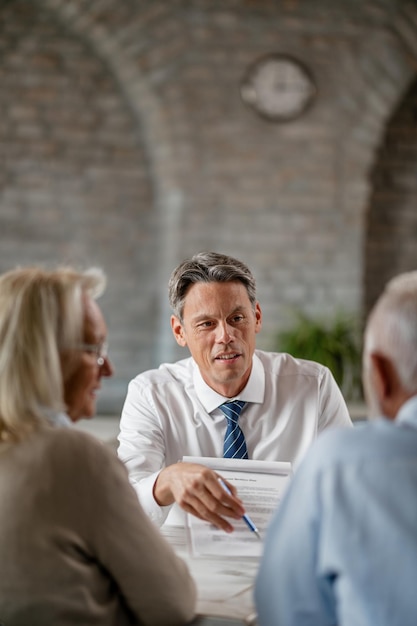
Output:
[276, 312, 363, 401]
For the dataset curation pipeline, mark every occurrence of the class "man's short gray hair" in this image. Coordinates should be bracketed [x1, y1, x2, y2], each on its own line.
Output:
[168, 251, 257, 321]
[365, 270, 417, 393]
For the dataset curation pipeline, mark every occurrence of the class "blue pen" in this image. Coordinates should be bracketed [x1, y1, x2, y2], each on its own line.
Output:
[218, 478, 262, 540]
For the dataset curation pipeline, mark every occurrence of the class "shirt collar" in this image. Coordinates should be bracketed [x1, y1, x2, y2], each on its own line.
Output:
[43, 409, 73, 428]
[193, 351, 265, 414]
[396, 394, 417, 430]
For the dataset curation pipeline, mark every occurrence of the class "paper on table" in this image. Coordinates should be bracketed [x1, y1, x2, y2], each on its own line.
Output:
[183, 456, 292, 559]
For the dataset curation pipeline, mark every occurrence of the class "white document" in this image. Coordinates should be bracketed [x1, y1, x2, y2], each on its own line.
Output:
[183, 456, 292, 559]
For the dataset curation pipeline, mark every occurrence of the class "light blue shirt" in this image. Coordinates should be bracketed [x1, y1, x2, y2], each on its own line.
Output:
[255, 396, 417, 626]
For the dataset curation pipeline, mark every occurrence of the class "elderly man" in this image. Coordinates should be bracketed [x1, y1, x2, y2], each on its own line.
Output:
[255, 270, 417, 626]
[118, 251, 352, 530]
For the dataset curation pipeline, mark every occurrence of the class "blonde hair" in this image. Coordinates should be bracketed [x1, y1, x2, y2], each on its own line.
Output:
[0, 266, 106, 441]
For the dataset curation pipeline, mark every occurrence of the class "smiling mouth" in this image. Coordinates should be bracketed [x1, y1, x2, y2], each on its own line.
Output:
[215, 353, 240, 361]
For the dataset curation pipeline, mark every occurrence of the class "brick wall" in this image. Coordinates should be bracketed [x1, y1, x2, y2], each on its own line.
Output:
[0, 0, 416, 412]
[365, 77, 417, 313]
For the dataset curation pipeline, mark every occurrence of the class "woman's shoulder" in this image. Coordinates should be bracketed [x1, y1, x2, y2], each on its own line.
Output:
[34, 424, 119, 471]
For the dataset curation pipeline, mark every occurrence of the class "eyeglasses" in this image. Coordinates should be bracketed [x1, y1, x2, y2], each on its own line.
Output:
[78, 341, 108, 367]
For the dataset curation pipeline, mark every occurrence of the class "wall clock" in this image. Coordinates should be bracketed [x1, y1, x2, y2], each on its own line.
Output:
[240, 54, 317, 122]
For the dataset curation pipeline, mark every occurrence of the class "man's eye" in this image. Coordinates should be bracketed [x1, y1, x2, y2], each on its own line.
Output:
[198, 321, 213, 328]
[231, 315, 244, 323]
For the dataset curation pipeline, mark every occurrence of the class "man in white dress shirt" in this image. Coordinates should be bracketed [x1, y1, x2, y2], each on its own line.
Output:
[118, 252, 352, 530]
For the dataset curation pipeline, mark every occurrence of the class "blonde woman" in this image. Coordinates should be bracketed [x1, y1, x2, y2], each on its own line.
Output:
[0, 266, 196, 626]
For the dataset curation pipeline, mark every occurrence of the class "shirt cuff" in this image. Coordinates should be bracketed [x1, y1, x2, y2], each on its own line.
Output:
[132, 470, 173, 527]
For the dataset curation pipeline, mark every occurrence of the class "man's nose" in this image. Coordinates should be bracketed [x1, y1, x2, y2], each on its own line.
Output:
[215, 322, 233, 343]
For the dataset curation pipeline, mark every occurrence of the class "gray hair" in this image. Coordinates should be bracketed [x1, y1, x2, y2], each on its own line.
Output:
[364, 270, 417, 393]
[168, 251, 257, 321]
[0, 265, 106, 441]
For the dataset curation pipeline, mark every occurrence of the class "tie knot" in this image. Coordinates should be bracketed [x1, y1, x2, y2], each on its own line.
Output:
[219, 400, 246, 423]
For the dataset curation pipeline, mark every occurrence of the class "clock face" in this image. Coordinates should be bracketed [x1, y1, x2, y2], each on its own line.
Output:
[240, 54, 316, 122]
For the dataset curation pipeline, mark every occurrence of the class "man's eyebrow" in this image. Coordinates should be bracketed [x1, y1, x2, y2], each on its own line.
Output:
[190, 313, 213, 323]
[190, 306, 247, 323]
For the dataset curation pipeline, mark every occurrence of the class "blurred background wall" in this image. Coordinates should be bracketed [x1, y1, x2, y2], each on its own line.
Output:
[0, 0, 416, 412]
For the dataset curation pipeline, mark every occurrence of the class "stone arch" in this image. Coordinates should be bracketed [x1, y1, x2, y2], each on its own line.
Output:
[364, 76, 417, 314]
[334, 15, 417, 320]
[39, 0, 186, 367]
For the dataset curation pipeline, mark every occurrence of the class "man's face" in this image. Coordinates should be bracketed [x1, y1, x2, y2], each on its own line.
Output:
[171, 281, 262, 397]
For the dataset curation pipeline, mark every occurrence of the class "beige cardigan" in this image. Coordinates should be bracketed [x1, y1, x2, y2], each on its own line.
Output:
[0, 425, 196, 626]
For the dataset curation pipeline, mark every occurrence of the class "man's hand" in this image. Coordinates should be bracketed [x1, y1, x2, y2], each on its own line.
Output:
[153, 462, 245, 532]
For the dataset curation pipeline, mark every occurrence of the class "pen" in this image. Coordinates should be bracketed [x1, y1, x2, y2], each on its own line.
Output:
[218, 478, 262, 540]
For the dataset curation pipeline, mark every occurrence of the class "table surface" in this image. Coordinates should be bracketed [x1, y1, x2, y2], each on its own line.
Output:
[161, 525, 258, 625]
[189, 617, 256, 625]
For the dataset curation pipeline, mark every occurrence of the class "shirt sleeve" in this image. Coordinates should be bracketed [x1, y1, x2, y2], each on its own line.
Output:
[318, 366, 353, 431]
[255, 450, 336, 626]
[75, 433, 197, 626]
[117, 377, 173, 526]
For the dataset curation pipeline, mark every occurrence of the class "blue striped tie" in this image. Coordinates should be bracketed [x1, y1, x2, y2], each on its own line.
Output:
[220, 400, 248, 459]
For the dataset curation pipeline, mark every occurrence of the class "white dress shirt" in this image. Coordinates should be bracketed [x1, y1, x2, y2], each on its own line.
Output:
[118, 350, 352, 526]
